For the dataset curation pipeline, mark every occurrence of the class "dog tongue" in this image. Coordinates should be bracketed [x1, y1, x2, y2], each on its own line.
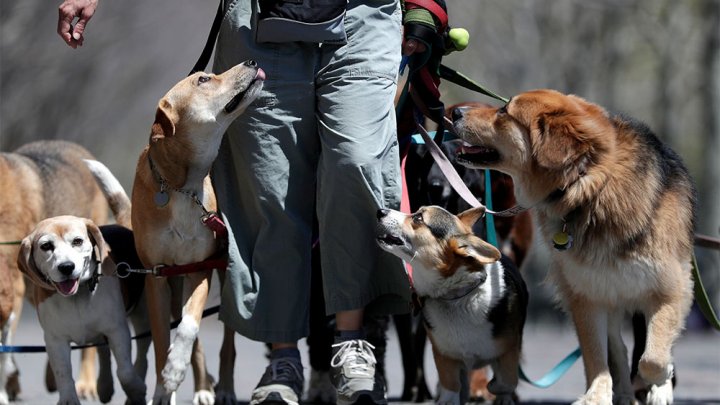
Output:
[56, 279, 79, 296]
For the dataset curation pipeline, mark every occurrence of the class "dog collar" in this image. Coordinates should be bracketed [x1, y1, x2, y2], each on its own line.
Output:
[432, 275, 485, 302]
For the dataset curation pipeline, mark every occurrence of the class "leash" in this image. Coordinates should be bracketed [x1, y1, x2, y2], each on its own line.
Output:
[0, 305, 221, 353]
[415, 123, 529, 217]
[115, 257, 228, 278]
[189, 0, 224, 75]
[0, 241, 21, 245]
[692, 235, 720, 331]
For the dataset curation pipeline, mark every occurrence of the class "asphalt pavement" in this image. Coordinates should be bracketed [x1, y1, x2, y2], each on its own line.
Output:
[8, 285, 720, 405]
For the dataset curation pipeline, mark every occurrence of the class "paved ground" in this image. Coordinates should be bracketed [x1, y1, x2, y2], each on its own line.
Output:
[8, 291, 720, 405]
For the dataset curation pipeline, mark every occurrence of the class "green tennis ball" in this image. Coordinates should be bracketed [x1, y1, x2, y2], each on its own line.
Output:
[449, 28, 469, 50]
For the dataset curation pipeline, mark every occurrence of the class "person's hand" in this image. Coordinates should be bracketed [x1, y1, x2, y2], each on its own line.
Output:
[57, 0, 99, 48]
[402, 38, 427, 56]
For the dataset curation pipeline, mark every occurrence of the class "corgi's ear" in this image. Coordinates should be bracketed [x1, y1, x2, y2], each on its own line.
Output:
[150, 99, 178, 142]
[450, 234, 501, 267]
[17, 233, 55, 291]
[457, 206, 486, 229]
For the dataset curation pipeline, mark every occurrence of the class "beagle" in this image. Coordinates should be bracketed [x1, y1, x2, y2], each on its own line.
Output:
[17, 215, 146, 405]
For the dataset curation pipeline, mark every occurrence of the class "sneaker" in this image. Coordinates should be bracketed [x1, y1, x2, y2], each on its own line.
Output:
[250, 356, 305, 405]
[305, 369, 337, 404]
[330, 339, 387, 405]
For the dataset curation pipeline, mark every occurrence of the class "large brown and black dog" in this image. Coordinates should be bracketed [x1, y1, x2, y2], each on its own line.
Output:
[131, 60, 264, 404]
[0, 140, 110, 403]
[452, 89, 696, 405]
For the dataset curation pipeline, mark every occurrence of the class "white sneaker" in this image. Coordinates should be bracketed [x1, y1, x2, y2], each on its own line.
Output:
[330, 340, 387, 405]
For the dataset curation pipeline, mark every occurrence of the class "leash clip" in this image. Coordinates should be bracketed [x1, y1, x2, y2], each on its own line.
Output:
[115, 262, 162, 278]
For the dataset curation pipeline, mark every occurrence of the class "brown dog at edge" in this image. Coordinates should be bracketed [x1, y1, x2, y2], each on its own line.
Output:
[452, 89, 696, 405]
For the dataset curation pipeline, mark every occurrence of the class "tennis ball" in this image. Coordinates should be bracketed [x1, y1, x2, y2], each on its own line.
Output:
[448, 28, 469, 51]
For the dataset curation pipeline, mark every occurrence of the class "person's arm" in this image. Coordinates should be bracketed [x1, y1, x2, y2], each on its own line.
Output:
[57, 0, 99, 48]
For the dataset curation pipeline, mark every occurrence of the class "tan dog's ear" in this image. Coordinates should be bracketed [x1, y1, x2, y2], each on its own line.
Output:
[17, 234, 55, 291]
[83, 218, 107, 264]
[448, 235, 501, 268]
[150, 99, 178, 141]
[531, 112, 590, 171]
[457, 206, 486, 229]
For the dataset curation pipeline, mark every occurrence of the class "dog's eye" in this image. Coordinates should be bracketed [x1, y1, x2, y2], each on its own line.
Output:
[412, 213, 424, 224]
[39, 242, 54, 251]
[198, 76, 211, 85]
[71, 237, 84, 247]
[497, 105, 508, 115]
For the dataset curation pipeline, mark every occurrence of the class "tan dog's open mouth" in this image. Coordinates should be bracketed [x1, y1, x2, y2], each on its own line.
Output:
[224, 68, 266, 113]
[456, 142, 500, 166]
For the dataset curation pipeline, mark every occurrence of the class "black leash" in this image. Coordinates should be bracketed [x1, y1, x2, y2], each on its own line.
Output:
[189, 0, 224, 75]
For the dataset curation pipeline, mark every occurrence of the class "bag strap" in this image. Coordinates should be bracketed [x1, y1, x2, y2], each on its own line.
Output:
[189, 0, 225, 75]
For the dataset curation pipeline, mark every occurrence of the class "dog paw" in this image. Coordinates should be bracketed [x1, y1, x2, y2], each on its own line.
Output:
[162, 320, 198, 393]
[75, 378, 98, 400]
[572, 394, 613, 405]
[97, 375, 115, 403]
[492, 394, 516, 405]
[193, 389, 215, 405]
[638, 359, 672, 386]
[644, 378, 674, 405]
[148, 390, 176, 405]
[4, 370, 20, 401]
[436, 385, 461, 405]
[214, 388, 238, 405]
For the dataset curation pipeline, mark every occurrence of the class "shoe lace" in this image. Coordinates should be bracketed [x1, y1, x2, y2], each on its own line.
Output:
[268, 357, 304, 384]
[330, 340, 377, 377]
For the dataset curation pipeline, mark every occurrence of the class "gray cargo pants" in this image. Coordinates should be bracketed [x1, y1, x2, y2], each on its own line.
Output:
[212, 0, 410, 343]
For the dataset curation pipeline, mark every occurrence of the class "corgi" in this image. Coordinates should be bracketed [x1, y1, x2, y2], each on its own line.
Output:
[376, 205, 527, 405]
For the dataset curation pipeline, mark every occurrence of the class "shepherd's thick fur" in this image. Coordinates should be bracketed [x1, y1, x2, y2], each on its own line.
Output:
[452, 89, 696, 405]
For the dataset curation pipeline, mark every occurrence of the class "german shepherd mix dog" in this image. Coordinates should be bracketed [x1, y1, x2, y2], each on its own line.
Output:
[452, 89, 697, 405]
[376, 206, 528, 405]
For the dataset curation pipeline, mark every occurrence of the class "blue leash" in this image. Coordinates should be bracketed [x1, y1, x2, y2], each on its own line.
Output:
[482, 169, 582, 388]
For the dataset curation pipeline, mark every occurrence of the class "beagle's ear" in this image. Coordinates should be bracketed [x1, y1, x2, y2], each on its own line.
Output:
[83, 218, 107, 264]
[150, 99, 178, 142]
[450, 234, 501, 268]
[17, 234, 55, 291]
[457, 206, 486, 229]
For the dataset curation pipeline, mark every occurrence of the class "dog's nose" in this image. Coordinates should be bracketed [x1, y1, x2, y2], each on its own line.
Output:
[377, 209, 390, 219]
[451, 107, 464, 122]
[58, 262, 75, 276]
[244, 60, 258, 67]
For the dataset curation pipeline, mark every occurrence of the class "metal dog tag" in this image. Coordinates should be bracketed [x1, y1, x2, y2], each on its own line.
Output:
[154, 191, 170, 207]
[552, 231, 573, 251]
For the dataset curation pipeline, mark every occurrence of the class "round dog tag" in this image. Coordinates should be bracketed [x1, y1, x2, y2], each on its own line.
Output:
[154, 191, 170, 207]
[553, 231, 573, 251]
